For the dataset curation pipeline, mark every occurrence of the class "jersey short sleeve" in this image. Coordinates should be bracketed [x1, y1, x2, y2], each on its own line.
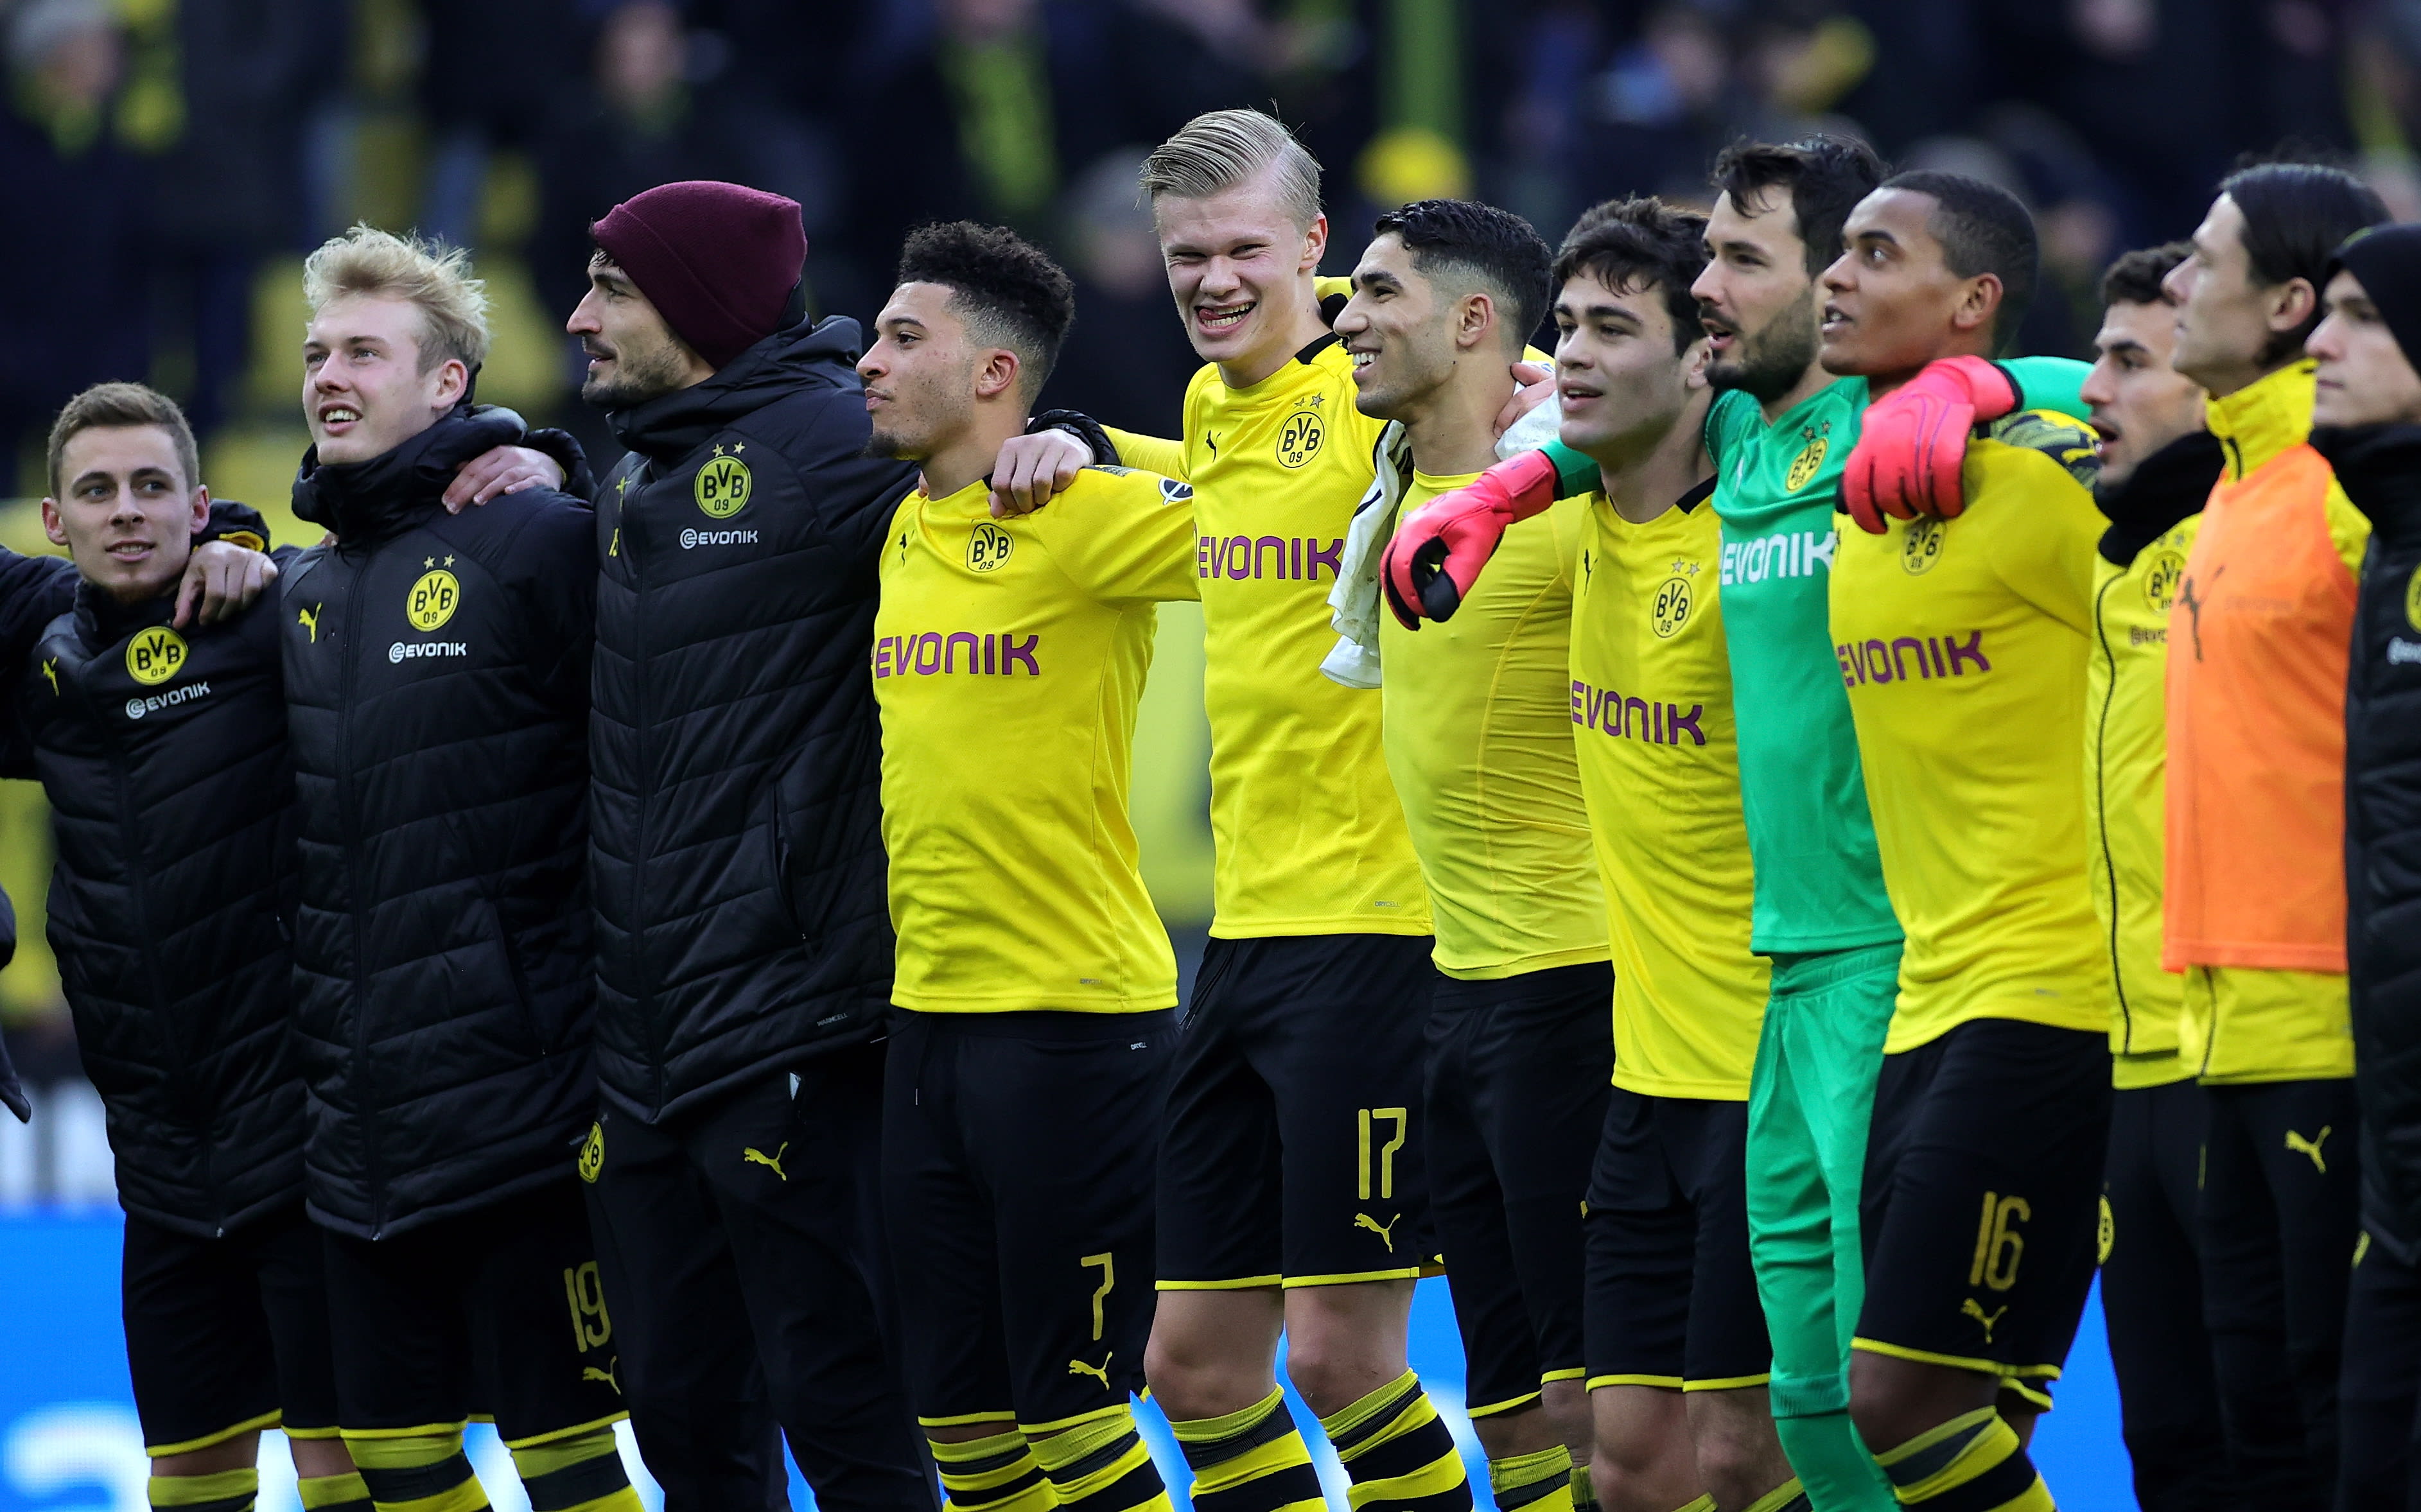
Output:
[1028, 467, 1202, 607]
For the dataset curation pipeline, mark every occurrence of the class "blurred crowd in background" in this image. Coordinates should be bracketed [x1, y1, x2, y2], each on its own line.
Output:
[0, 0, 2417, 1093]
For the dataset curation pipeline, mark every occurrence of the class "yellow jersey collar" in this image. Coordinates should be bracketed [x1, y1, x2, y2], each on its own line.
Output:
[2207, 360, 2316, 481]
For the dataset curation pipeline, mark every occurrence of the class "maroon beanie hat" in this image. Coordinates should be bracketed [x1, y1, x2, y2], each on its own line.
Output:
[592, 181, 808, 369]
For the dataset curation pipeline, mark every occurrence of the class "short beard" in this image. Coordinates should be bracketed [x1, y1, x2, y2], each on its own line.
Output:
[864, 428, 920, 462]
[580, 337, 695, 412]
[1706, 286, 1821, 404]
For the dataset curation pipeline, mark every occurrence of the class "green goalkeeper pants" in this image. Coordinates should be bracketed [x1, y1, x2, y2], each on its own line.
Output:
[1747, 944, 1901, 1512]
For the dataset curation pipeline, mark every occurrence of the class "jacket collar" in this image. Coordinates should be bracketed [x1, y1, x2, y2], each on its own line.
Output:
[72, 577, 177, 650]
[292, 404, 528, 546]
[607, 316, 866, 464]
[2309, 422, 2421, 538]
[2207, 360, 2316, 482]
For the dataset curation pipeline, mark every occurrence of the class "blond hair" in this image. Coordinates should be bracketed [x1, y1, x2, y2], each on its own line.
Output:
[47, 382, 200, 499]
[1139, 109, 1322, 227]
[302, 224, 492, 373]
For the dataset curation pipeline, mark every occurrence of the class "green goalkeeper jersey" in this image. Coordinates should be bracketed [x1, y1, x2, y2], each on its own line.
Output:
[1702, 358, 2089, 953]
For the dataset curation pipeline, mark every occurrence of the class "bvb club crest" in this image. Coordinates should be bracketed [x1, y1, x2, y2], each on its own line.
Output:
[1651, 576, 1693, 638]
[968, 522, 1014, 572]
[406, 567, 460, 631]
[1275, 405, 1324, 469]
[1901, 519, 1946, 576]
[1785, 430, 1829, 491]
[125, 626, 186, 686]
[696, 448, 753, 519]
[2144, 549, 2187, 614]
[579, 1122, 604, 1183]
[2406, 563, 2421, 632]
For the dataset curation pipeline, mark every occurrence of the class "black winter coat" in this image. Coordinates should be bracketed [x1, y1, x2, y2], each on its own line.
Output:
[17, 575, 299, 1235]
[590, 318, 915, 1122]
[2316, 423, 2421, 1255]
[283, 408, 598, 1238]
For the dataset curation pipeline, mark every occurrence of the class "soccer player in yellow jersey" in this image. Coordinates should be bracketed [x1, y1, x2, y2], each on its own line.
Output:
[1333, 200, 1610, 1512]
[990, 109, 1496, 1512]
[2074, 243, 2239, 1511]
[1821, 173, 2115, 1512]
[1528, 198, 1805, 1512]
[857, 222, 1194, 1512]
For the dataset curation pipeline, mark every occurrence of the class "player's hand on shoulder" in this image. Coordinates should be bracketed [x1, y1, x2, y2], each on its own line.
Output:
[1494, 362, 1554, 440]
[444, 445, 567, 513]
[1842, 356, 2018, 534]
[176, 541, 279, 629]
[989, 429, 1092, 519]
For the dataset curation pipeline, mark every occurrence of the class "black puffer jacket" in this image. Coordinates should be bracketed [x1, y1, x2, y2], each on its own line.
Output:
[590, 318, 915, 1123]
[2316, 422, 2421, 1255]
[17, 571, 299, 1235]
[284, 407, 597, 1238]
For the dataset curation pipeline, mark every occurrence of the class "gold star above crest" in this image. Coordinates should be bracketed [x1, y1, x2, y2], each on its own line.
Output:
[711, 442, 726, 457]
[423, 556, 435, 568]
[443, 555, 455, 568]
[730, 442, 744, 455]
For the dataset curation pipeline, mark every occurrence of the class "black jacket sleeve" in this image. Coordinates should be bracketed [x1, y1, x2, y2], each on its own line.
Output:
[0, 549, 78, 677]
[2095, 430, 2224, 567]
[787, 388, 921, 571]
[197, 500, 275, 550]
[507, 490, 600, 717]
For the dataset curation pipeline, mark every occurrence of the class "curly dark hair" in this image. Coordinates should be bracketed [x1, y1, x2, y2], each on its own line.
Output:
[895, 221, 1078, 392]
[1551, 196, 1709, 354]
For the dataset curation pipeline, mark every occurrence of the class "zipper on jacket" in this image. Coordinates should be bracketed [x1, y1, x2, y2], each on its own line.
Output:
[2089, 573, 2131, 1052]
[84, 670, 222, 1226]
[337, 553, 387, 1235]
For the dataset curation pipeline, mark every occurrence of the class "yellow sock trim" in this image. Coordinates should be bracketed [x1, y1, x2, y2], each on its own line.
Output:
[1168, 1391, 1323, 1512]
[1029, 1413, 1167, 1512]
[1672, 1499, 1717, 1512]
[340, 1430, 488, 1512]
[1570, 1464, 1600, 1512]
[297, 1472, 372, 1512]
[1490, 1445, 1573, 1512]
[1315, 1371, 1471, 1511]
[149, 1468, 258, 1511]
[1169, 1389, 1289, 1446]
[1744, 1477, 1810, 1512]
[1875, 1409, 2048, 1509]
[933, 1430, 1060, 1512]
[507, 1427, 637, 1512]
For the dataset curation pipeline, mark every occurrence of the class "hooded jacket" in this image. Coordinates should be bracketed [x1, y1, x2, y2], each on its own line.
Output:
[282, 406, 597, 1238]
[15, 553, 301, 1236]
[588, 317, 916, 1124]
[2314, 422, 2421, 1252]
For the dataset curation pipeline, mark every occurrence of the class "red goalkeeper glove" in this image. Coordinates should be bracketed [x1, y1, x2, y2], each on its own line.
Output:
[1842, 356, 2018, 534]
[1382, 449, 1560, 626]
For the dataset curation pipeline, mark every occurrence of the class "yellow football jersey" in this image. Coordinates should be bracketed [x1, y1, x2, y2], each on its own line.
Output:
[873, 467, 1200, 1011]
[1109, 337, 1429, 937]
[2086, 516, 2201, 1090]
[1570, 488, 1767, 1099]
[1381, 476, 1605, 979]
[1831, 431, 2115, 1054]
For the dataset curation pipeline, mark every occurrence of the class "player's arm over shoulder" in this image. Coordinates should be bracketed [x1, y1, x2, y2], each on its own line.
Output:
[1030, 466, 1201, 605]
